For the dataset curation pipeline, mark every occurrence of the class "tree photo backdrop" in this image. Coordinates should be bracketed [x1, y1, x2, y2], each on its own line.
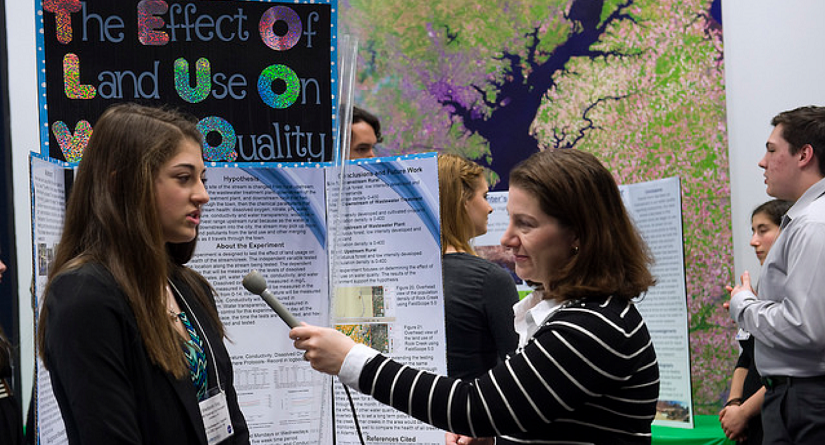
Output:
[341, 0, 732, 415]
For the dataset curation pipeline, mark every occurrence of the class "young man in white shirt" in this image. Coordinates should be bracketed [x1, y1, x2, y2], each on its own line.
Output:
[729, 105, 825, 444]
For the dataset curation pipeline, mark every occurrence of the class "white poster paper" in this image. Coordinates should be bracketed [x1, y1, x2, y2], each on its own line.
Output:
[328, 156, 446, 445]
[30, 154, 70, 445]
[189, 165, 332, 444]
[619, 177, 692, 428]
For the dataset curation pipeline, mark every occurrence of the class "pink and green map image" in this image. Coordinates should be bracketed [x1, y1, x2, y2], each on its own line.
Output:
[341, 0, 732, 415]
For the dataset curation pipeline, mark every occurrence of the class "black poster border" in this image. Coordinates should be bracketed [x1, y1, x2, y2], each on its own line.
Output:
[36, 0, 337, 165]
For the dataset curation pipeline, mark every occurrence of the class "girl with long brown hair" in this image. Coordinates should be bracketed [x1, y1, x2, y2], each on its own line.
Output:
[37, 104, 248, 444]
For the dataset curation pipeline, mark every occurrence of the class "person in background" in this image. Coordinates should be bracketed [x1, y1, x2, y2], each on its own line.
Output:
[37, 104, 248, 444]
[720, 199, 791, 444]
[438, 154, 518, 445]
[349, 106, 382, 159]
[0, 250, 24, 445]
[729, 106, 825, 444]
[292, 149, 659, 444]
[438, 154, 518, 381]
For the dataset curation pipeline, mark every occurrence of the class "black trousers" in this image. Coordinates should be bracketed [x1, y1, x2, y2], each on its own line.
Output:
[762, 377, 825, 444]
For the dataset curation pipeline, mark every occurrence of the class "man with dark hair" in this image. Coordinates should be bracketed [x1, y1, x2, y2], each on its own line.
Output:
[349, 106, 382, 159]
[729, 105, 825, 444]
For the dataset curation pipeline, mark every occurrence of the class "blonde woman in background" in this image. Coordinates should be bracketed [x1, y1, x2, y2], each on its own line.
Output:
[438, 154, 519, 381]
[438, 154, 520, 445]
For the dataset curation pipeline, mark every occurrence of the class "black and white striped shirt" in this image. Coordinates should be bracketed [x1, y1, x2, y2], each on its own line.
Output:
[346, 295, 659, 444]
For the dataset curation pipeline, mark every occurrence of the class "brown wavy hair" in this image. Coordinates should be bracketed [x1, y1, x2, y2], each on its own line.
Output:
[438, 154, 486, 255]
[38, 103, 223, 378]
[771, 106, 825, 176]
[509, 149, 655, 301]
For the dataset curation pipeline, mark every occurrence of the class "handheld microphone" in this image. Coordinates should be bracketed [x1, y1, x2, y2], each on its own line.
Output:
[242, 270, 301, 328]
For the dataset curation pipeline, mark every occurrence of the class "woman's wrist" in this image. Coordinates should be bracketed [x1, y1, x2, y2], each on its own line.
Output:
[724, 397, 743, 407]
[339, 343, 380, 392]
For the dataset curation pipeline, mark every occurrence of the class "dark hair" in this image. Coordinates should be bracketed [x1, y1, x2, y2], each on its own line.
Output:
[352, 106, 383, 143]
[438, 154, 485, 254]
[509, 149, 655, 301]
[771, 106, 825, 175]
[38, 103, 222, 378]
[752, 199, 792, 226]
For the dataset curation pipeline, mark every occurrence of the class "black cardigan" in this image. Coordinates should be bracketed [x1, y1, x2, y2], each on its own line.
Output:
[43, 263, 249, 445]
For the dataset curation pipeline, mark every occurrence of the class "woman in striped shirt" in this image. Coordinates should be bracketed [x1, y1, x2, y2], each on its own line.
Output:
[292, 149, 659, 444]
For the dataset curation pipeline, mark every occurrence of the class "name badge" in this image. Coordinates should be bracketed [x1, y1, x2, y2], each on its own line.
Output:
[199, 390, 234, 445]
[735, 328, 751, 341]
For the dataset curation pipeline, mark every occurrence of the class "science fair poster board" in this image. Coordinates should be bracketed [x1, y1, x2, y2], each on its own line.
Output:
[30, 156, 70, 445]
[31, 153, 447, 444]
[324, 156, 445, 444]
[474, 177, 693, 428]
[37, 0, 335, 164]
[619, 177, 693, 428]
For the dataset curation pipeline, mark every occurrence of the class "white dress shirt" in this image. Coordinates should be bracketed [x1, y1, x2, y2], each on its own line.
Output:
[730, 177, 825, 376]
[512, 291, 560, 349]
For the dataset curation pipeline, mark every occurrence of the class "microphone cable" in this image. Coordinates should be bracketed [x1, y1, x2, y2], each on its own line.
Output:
[341, 380, 366, 445]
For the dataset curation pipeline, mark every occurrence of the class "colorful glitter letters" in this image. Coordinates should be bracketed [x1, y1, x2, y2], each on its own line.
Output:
[43, 0, 82, 44]
[42, 1, 332, 163]
[51, 120, 92, 163]
[62, 53, 96, 99]
[137, 0, 170, 45]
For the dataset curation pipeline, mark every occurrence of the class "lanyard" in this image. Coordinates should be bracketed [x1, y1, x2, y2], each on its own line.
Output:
[168, 279, 223, 393]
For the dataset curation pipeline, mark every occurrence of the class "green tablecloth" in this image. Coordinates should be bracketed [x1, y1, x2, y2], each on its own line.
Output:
[21, 414, 734, 443]
[652, 415, 735, 445]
